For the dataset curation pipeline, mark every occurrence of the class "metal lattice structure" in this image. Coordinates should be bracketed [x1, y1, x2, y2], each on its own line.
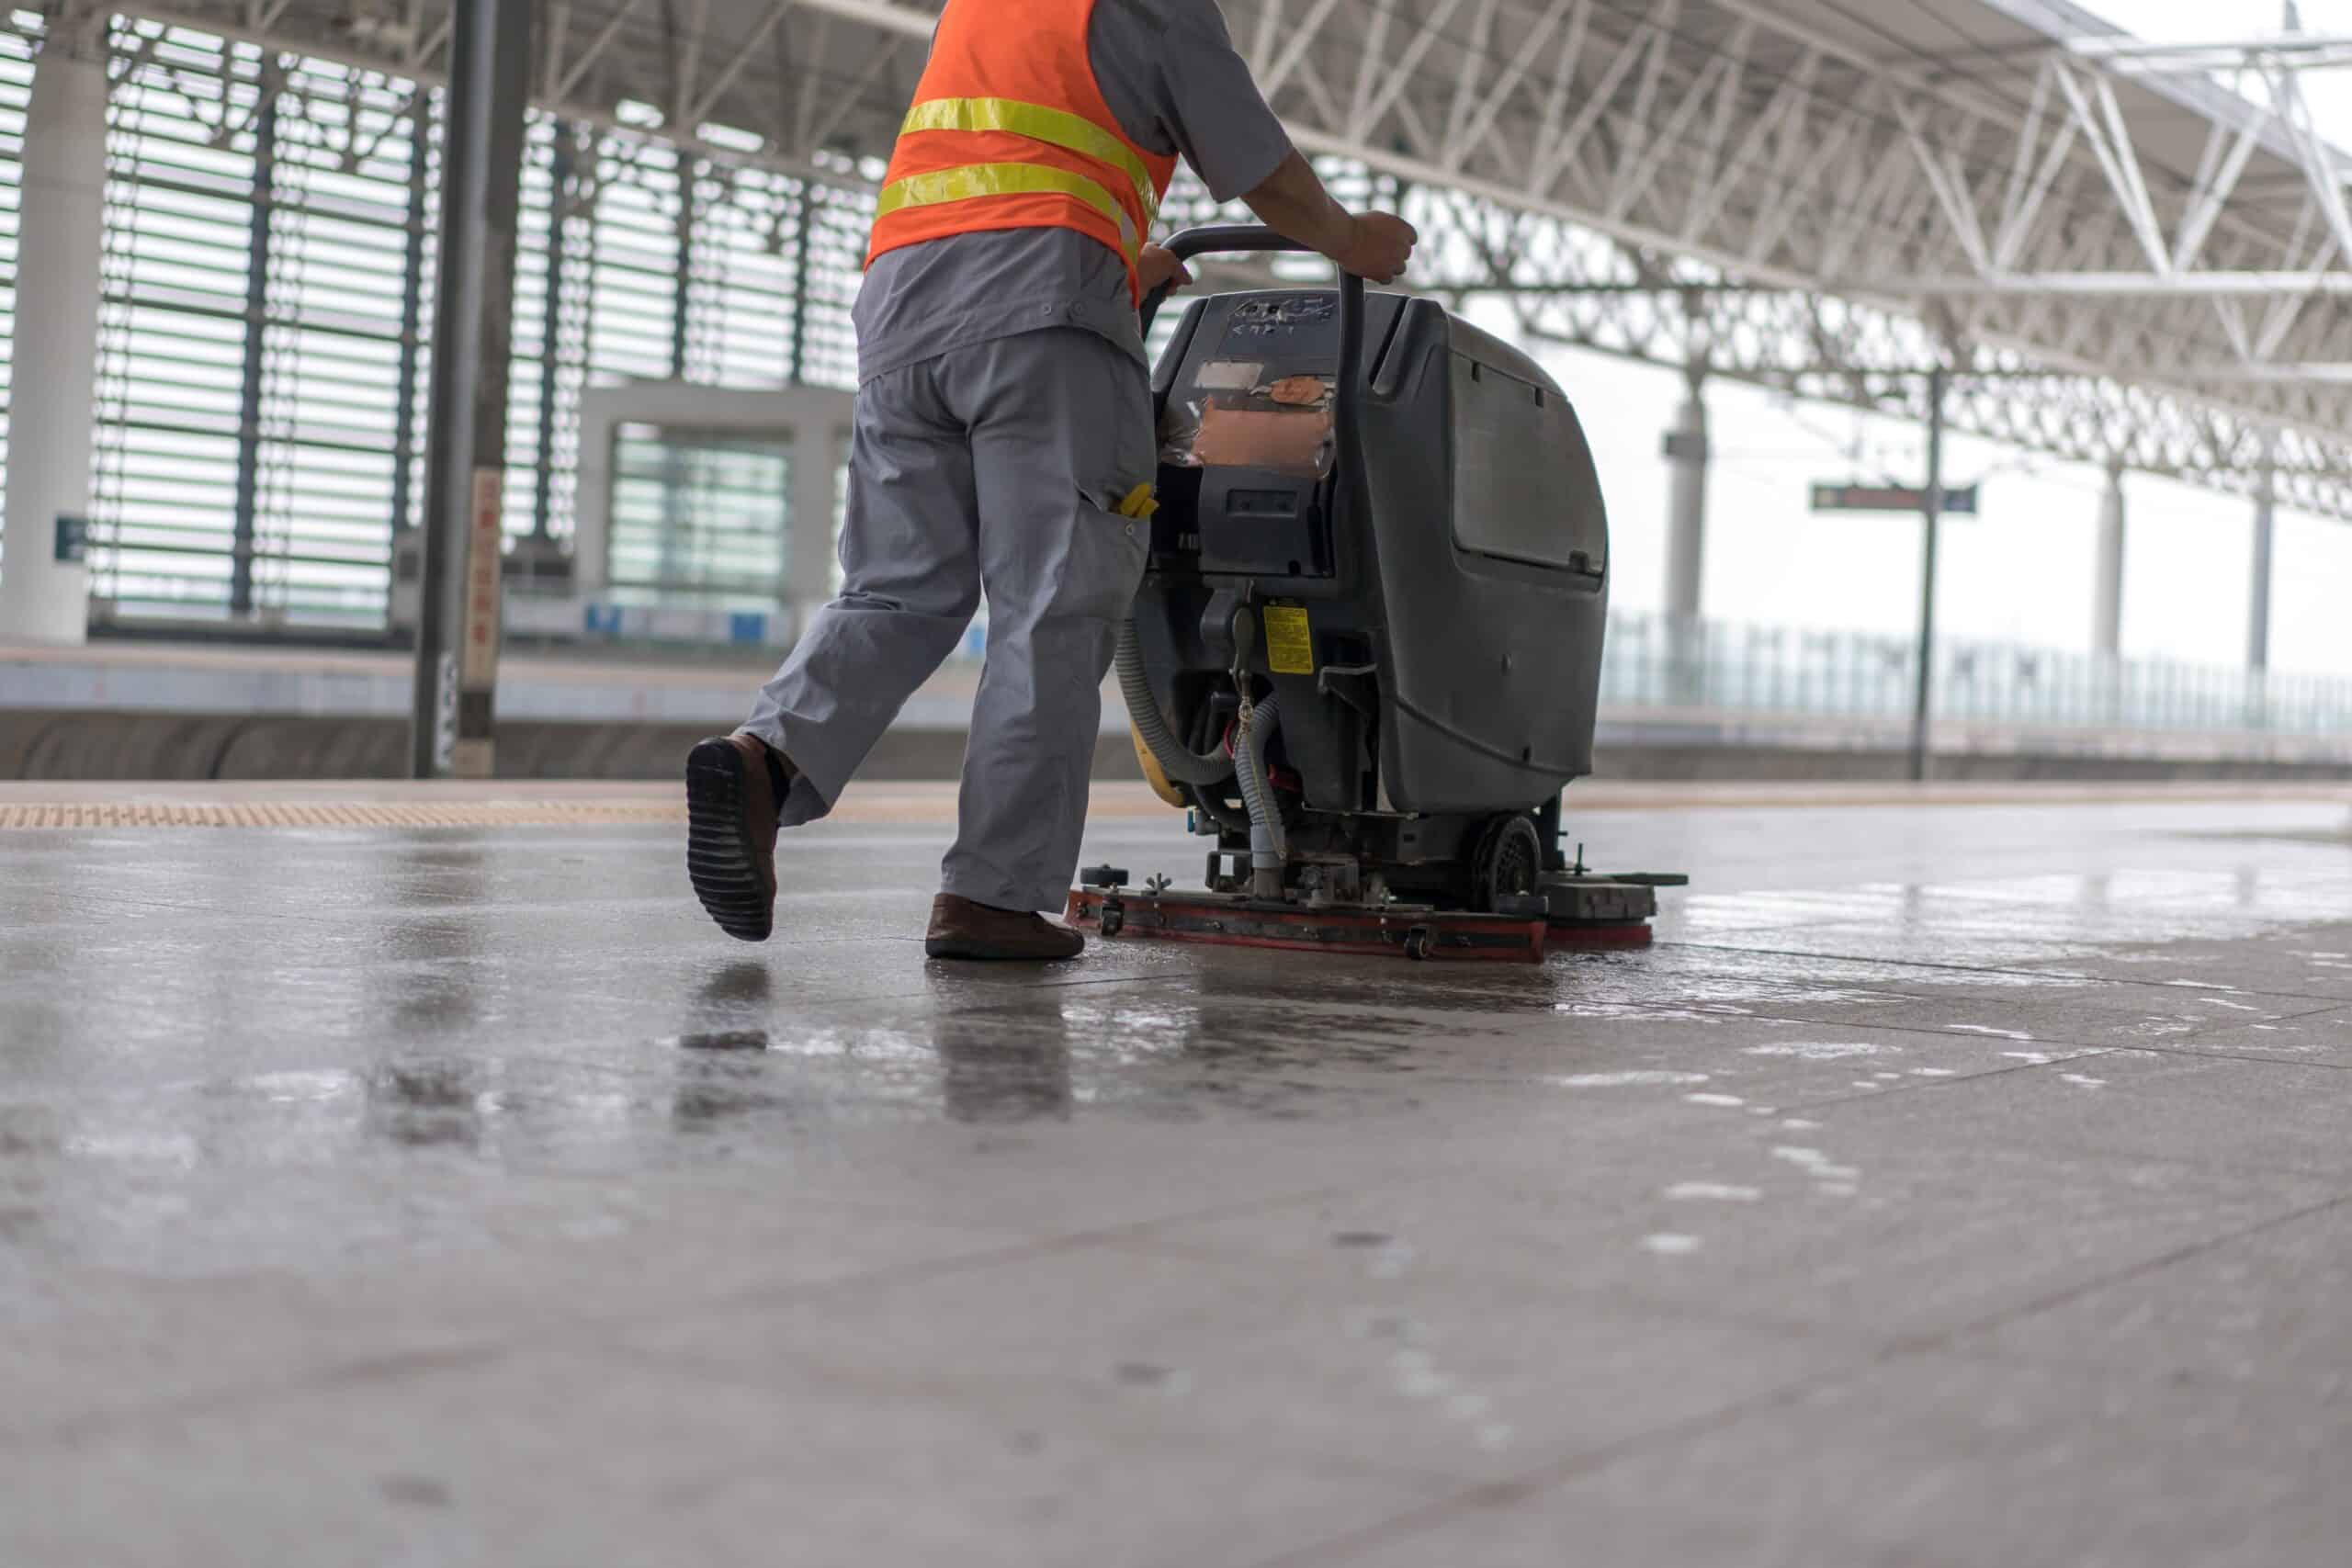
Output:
[12, 0, 2352, 626]
[92, 0, 2352, 523]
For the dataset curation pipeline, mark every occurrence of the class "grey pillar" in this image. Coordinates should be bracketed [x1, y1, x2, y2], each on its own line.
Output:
[2248, 456, 2276, 674]
[788, 419, 844, 641]
[0, 14, 107, 645]
[1662, 371, 1709, 625]
[1908, 367, 1947, 784]
[2093, 460, 2126, 658]
[1661, 367, 1709, 705]
[409, 0, 534, 779]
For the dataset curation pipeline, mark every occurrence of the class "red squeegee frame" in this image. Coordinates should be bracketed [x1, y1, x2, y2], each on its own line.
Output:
[1065, 890, 1653, 964]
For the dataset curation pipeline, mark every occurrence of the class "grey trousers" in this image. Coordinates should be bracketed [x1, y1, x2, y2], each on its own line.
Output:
[743, 328, 1154, 913]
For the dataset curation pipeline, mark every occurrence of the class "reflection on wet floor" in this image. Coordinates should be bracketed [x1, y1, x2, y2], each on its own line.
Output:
[696, 961, 772, 1010]
[6, 795, 2352, 1562]
[367, 1060, 484, 1150]
[678, 1029, 772, 1053]
[935, 1010, 1074, 1125]
[2, 798, 2349, 1260]
[670, 1055, 790, 1135]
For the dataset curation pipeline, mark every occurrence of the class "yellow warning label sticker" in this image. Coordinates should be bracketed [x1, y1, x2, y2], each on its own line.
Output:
[1263, 604, 1315, 675]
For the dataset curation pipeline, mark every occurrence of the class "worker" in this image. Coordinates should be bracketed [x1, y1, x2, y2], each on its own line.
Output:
[684, 0, 1416, 960]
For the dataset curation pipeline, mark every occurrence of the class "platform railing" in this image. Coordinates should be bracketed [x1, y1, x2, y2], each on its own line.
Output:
[72, 525, 2352, 740]
[1600, 613, 2352, 739]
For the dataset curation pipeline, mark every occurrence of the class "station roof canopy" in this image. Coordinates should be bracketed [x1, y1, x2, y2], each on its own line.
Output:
[107, 0, 2352, 510]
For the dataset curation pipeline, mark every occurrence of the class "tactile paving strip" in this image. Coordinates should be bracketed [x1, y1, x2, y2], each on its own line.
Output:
[0, 801, 687, 830]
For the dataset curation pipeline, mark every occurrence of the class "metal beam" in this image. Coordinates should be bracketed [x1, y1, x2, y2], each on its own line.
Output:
[389, 94, 430, 539]
[229, 63, 278, 619]
[2069, 33, 2352, 66]
[532, 126, 575, 539]
[1839, 272, 2352, 297]
[788, 180, 813, 386]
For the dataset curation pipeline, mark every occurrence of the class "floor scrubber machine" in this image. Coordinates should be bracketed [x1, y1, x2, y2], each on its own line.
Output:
[1069, 225, 1683, 964]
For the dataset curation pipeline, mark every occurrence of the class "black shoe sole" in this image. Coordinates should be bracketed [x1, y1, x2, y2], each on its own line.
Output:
[685, 739, 773, 942]
[923, 936, 1085, 962]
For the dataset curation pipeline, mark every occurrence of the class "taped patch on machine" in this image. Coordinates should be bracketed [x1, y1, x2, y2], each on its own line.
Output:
[1263, 604, 1315, 674]
[1160, 381, 1337, 478]
[1267, 375, 1331, 406]
[1193, 360, 1263, 390]
[1190, 404, 1334, 477]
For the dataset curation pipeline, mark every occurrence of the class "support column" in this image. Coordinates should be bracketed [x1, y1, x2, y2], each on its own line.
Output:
[2248, 452, 2275, 674]
[787, 415, 844, 641]
[2093, 459, 2126, 658]
[0, 15, 107, 646]
[1662, 368, 1709, 625]
[1908, 367, 1947, 784]
[1662, 364, 1709, 704]
[409, 0, 534, 779]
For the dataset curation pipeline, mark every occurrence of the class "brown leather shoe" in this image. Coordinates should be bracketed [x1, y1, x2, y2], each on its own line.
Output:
[924, 894, 1086, 962]
[684, 733, 792, 942]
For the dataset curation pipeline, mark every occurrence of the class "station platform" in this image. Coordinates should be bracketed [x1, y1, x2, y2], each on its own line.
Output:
[3, 781, 2349, 1563]
[10, 637, 2351, 784]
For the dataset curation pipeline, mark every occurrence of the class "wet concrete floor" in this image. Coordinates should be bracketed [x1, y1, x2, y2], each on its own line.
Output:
[3, 783, 2350, 1564]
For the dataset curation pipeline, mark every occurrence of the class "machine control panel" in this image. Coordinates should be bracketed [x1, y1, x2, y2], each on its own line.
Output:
[1225, 295, 1338, 339]
[1213, 292, 1345, 347]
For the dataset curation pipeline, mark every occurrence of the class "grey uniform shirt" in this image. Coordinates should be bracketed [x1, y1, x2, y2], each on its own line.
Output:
[854, 0, 1295, 384]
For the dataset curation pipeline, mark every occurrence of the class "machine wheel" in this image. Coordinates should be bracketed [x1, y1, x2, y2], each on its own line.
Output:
[1466, 814, 1545, 913]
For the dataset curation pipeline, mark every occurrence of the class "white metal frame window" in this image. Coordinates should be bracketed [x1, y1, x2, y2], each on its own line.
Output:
[0, 13, 876, 635]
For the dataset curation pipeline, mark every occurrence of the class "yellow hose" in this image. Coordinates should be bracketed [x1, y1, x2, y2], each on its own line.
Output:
[1129, 724, 1188, 808]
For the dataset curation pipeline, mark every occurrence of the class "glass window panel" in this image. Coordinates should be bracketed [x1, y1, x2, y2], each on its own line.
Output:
[605, 422, 792, 607]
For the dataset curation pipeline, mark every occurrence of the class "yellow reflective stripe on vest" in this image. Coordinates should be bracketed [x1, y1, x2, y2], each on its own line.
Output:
[899, 96, 1159, 228]
[875, 163, 1138, 264]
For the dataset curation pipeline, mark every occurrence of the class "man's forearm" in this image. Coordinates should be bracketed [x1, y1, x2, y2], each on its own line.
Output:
[1239, 150, 1355, 259]
[1236, 148, 1418, 285]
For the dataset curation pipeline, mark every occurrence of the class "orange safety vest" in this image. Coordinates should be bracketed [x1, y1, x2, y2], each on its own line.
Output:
[865, 0, 1179, 305]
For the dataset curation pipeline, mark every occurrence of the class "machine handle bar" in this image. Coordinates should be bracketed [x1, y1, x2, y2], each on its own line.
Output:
[1140, 223, 1364, 334]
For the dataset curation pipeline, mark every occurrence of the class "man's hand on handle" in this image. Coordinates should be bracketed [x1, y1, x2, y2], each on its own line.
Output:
[1336, 213, 1418, 285]
[1137, 243, 1193, 300]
